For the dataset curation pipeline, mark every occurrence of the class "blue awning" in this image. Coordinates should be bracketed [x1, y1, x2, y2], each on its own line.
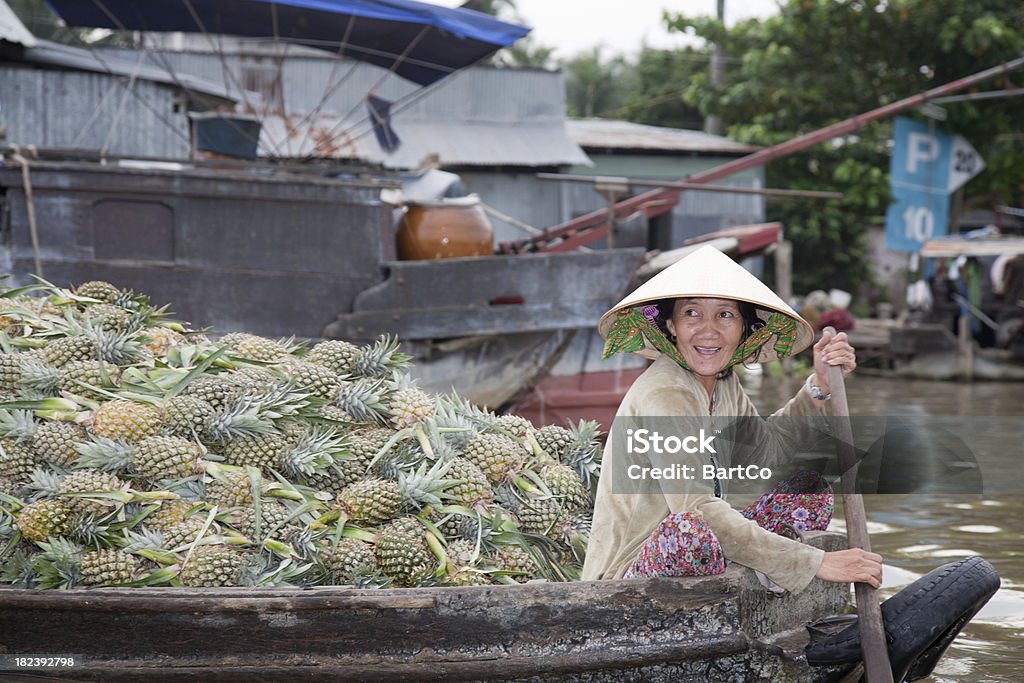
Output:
[44, 0, 530, 85]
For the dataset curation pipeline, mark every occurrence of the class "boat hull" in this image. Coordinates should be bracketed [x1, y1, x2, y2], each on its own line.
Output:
[0, 533, 850, 682]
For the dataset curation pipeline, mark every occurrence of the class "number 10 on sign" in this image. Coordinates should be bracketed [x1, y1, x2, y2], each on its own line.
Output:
[903, 205, 934, 243]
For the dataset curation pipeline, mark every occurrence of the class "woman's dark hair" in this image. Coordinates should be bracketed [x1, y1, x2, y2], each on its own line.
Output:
[653, 298, 764, 378]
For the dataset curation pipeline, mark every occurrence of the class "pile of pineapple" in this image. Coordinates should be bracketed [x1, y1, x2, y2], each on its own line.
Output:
[0, 279, 601, 589]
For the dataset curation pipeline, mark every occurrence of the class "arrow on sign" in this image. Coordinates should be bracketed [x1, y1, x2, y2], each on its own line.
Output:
[948, 135, 985, 192]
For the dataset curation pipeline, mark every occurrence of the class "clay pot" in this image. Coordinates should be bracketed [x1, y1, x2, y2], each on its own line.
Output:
[397, 196, 494, 260]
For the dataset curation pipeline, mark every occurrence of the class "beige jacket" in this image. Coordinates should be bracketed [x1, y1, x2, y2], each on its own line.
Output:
[581, 355, 831, 593]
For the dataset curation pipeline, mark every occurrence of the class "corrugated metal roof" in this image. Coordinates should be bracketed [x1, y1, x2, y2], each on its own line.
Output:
[21, 40, 234, 101]
[567, 118, 759, 155]
[0, 0, 35, 47]
[89, 49, 588, 166]
[260, 113, 590, 168]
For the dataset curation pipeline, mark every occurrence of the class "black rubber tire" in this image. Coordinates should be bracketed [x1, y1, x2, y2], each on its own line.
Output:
[805, 555, 1000, 682]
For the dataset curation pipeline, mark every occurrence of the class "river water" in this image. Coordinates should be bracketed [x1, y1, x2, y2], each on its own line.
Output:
[750, 373, 1024, 682]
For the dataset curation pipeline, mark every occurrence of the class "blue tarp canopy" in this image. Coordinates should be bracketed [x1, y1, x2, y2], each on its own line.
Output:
[44, 0, 530, 85]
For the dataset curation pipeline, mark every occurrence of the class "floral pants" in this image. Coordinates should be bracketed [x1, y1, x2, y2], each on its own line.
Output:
[623, 470, 833, 579]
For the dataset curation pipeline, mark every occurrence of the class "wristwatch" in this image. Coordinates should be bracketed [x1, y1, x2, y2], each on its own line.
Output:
[806, 375, 832, 401]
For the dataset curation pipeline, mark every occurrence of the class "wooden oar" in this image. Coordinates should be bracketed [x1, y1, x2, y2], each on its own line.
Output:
[823, 326, 893, 683]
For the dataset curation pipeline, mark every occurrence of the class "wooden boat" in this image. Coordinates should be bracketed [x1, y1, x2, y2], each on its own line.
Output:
[0, 533, 852, 682]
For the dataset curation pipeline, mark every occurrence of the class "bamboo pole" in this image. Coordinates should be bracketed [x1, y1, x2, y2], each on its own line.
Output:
[824, 326, 893, 683]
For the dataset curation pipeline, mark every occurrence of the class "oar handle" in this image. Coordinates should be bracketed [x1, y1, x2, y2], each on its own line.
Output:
[823, 326, 893, 683]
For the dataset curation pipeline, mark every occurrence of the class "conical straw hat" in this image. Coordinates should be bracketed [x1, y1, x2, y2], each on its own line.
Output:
[598, 245, 814, 363]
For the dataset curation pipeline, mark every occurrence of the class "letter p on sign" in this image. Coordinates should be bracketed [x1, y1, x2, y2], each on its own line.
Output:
[907, 132, 939, 174]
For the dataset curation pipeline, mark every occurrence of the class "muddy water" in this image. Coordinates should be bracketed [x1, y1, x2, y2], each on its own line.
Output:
[750, 373, 1024, 682]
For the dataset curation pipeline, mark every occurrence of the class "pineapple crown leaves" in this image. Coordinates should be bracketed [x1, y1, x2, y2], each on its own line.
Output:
[0, 548, 39, 587]
[203, 394, 278, 443]
[33, 537, 85, 589]
[333, 378, 391, 425]
[396, 458, 456, 511]
[66, 510, 123, 551]
[25, 468, 64, 499]
[75, 435, 135, 473]
[279, 426, 352, 479]
[350, 335, 412, 379]
[0, 409, 37, 441]
[15, 358, 61, 395]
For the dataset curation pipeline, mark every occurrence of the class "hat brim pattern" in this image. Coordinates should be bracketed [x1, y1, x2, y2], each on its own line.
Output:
[598, 246, 814, 364]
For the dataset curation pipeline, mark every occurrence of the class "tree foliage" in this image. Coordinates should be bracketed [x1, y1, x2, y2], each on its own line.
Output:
[665, 0, 1024, 295]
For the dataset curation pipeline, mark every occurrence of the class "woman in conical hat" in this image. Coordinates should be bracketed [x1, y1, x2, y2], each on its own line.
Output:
[582, 246, 882, 594]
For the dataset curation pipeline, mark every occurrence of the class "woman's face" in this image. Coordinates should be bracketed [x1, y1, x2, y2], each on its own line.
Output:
[665, 298, 744, 379]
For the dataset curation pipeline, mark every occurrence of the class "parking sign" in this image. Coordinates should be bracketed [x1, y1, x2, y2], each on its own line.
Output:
[885, 117, 984, 252]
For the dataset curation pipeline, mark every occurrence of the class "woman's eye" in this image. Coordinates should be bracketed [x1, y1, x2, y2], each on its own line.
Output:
[719, 311, 735, 318]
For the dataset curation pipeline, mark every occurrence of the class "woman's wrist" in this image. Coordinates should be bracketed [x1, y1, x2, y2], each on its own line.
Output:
[807, 373, 831, 401]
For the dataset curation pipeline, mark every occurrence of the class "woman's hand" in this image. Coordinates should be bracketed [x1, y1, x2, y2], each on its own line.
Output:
[816, 548, 883, 588]
[812, 329, 856, 395]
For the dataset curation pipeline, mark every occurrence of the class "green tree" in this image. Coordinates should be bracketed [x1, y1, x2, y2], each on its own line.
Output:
[666, 0, 1024, 296]
[607, 46, 706, 129]
[563, 47, 634, 118]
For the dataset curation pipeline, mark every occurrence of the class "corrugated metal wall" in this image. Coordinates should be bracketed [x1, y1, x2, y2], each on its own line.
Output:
[96, 50, 567, 124]
[0, 66, 190, 157]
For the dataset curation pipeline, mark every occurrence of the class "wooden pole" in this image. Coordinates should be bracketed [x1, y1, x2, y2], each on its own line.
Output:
[823, 326, 893, 683]
[775, 240, 793, 376]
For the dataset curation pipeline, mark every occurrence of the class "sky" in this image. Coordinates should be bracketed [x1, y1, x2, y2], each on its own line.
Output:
[435, 1, 782, 59]
[512, 0, 780, 58]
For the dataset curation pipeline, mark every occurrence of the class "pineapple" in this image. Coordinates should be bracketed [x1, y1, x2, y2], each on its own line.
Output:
[143, 326, 185, 358]
[85, 303, 131, 331]
[320, 538, 377, 583]
[58, 359, 121, 398]
[374, 517, 435, 587]
[389, 377, 435, 429]
[307, 340, 359, 374]
[161, 517, 208, 550]
[492, 544, 537, 582]
[462, 432, 526, 485]
[446, 567, 491, 587]
[42, 336, 98, 367]
[446, 538, 478, 566]
[162, 395, 215, 438]
[222, 433, 286, 472]
[349, 427, 394, 469]
[0, 354, 23, 390]
[179, 545, 245, 587]
[182, 375, 245, 412]
[335, 478, 401, 526]
[220, 332, 288, 363]
[517, 498, 570, 541]
[234, 500, 292, 541]
[0, 437, 39, 483]
[496, 414, 533, 439]
[290, 362, 340, 400]
[75, 280, 121, 304]
[145, 499, 197, 531]
[444, 457, 494, 509]
[80, 548, 141, 586]
[91, 399, 163, 443]
[134, 435, 203, 482]
[535, 425, 574, 461]
[541, 463, 590, 511]
[15, 498, 73, 542]
[205, 469, 255, 508]
[58, 468, 126, 513]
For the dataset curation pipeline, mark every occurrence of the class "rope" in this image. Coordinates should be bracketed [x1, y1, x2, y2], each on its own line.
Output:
[9, 145, 43, 278]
